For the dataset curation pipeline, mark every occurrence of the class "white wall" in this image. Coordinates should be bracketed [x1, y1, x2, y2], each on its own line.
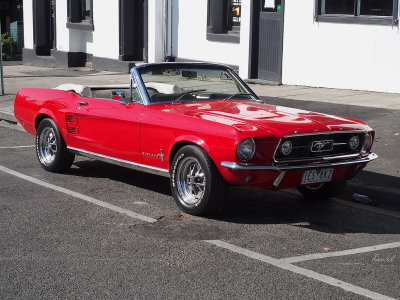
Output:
[282, 0, 400, 93]
[91, 0, 119, 59]
[55, 0, 118, 57]
[148, 0, 165, 63]
[55, 0, 69, 51]
[23, 0, 33, 49]
[166, 0, 252, 78]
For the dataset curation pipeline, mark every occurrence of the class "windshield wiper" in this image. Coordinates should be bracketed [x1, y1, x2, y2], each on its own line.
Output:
[173, 89, 207, 103]
[226, 93, 255, 100]
[226, 93, 262, 102]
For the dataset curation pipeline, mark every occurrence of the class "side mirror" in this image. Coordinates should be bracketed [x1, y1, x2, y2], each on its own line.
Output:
[112, 90, 126, 100]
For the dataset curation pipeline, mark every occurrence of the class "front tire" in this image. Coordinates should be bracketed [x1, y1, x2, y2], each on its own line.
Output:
[36, 118, 75, 172]
[297, 180, 347, 201]
[170, 145, 225, 215]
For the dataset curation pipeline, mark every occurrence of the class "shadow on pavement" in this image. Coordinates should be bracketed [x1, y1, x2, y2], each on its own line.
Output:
[69, 159, 400, 235]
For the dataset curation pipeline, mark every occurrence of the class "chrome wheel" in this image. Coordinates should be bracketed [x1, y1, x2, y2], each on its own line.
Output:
[38, 127, 57, 165]
[176, 157, 206, 206]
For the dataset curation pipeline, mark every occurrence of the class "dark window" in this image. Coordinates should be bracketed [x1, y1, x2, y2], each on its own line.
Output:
[360, 0, 393, 16]
[207, 0, 241, 43]
[67, 0, 93, 30]
[320, 0, 354, 15]
[316, 0, 398, 25]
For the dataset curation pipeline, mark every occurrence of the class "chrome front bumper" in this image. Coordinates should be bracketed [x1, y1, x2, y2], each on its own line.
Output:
[221, 153, 378, 172]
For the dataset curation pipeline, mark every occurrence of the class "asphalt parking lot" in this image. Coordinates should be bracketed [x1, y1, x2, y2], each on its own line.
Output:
[1, 121, 400, 300]
[1, 63, 400, 299]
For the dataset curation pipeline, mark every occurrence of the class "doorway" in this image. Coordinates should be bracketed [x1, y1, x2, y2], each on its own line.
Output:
[251, 0, 285, 83]
[119, 0, 147, 62]
[33, 0, 55, 56]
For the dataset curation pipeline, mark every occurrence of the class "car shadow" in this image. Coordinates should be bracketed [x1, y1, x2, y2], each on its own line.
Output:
[67, 159, 400, 235]
[69, 159, 172, 196]
[213, 184, 400, 235]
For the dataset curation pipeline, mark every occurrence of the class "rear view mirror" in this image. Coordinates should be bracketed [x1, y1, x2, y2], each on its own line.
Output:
[112, 90, 126, 100]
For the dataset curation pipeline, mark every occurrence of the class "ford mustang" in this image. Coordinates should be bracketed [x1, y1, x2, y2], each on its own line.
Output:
[14, 63, 378, 215]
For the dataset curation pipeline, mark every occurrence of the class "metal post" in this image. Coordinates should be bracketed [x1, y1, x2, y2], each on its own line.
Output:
[0, 22, 5, 96]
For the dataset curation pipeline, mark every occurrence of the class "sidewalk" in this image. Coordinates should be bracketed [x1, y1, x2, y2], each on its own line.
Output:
[1, 63, 400, 123]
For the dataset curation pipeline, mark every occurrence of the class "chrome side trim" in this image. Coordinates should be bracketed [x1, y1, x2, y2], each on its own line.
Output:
[221, 153, 378, 172]
[68, 147, 170, 178]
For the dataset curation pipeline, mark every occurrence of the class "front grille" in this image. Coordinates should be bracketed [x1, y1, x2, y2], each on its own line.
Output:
[274, 131, 366, 162]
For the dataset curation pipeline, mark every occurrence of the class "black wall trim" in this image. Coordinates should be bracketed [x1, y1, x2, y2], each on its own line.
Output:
[23, 48, 87, 68]
[23, 48, 135, 73]
[66, 22, 94, 31]
[174, 57, 239, 72]
[206, 33, 240, 43]
[92, 56, 136, 73]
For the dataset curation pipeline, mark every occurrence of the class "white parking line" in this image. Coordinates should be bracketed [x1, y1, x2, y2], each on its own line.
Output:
[0, 145, 35, 149]
[280, 241, 400, 264]
[205, 240, 397, 300]
[0, 164, 157, 223]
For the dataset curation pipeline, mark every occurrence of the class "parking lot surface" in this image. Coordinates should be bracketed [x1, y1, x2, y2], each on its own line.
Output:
[1, 120, 399, 299]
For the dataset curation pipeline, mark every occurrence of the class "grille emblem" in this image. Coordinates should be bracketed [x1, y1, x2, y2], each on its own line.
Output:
[311, 140, 334, 152]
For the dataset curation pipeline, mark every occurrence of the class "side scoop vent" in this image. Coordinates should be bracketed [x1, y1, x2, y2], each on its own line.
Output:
[66, 114, 79, 135]
[68, 127, 79, 135]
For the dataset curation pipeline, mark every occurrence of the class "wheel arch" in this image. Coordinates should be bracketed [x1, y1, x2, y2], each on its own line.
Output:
[35, 113, 53, 130]
[168, 136, 212, 168]
[34, 110, 69, 144]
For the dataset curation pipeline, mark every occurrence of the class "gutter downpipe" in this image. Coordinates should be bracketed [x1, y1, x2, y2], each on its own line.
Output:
[0, 22, 4, 96]
[163, 0, 173, 62]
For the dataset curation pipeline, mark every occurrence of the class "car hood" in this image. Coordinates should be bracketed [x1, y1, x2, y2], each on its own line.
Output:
[171, 100, 368, 137]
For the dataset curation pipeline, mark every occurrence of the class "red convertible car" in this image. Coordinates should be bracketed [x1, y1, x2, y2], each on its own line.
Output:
[14, 63, 377, 215]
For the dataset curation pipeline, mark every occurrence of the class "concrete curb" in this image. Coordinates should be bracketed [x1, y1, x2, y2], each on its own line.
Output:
[0, 110, 17, 123]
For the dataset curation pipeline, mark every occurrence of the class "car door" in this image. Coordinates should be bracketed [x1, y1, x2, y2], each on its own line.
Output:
[66, 95, 143, 163]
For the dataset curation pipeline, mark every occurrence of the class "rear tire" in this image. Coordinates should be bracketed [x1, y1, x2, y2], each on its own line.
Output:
[36, 118, 75, 172]
[170, 145, 226, 215]
[297, 180, 347, 201]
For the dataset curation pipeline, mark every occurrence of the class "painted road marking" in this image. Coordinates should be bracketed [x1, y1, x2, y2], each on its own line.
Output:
[0, 164, 157, 223]
[0, 145, 35, 149]
[205, 240, 397, 300]
[280, 241, 400, 264]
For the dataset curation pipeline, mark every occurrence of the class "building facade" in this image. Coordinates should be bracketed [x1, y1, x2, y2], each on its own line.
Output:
[22, 0, 400, 93]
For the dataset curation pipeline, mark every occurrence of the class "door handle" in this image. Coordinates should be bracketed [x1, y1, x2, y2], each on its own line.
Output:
[77, 101, 88, 106]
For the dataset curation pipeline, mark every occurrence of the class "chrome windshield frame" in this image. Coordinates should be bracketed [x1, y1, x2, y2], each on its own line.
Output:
[130, 62, 259, 106]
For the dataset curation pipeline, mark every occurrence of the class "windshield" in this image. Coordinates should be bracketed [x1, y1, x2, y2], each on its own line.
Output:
[137, 64, 257, 104]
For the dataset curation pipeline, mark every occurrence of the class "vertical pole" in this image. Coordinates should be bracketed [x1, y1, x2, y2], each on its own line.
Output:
[0, 22, 5, 96]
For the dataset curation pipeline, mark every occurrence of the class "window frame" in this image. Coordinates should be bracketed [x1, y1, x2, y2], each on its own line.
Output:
[67, 0, 94, 31]
[314, 0, 399, 26]
[207, 0, 241, 44]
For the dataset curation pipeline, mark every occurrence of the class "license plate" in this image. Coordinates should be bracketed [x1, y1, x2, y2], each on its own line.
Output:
[301, 168, 334, 185]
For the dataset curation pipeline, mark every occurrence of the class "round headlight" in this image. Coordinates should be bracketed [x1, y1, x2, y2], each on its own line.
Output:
[237, 138, 255, 161]
[280, 141, 293, 156]
[362, 132, 373, 153]
[348, 136, 360, 150]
